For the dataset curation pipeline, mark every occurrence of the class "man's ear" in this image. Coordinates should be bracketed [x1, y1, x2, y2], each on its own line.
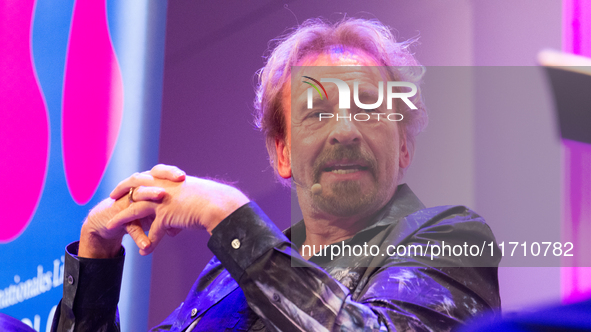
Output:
[275, 137, 292, 178]
[399, 135, 411, 169]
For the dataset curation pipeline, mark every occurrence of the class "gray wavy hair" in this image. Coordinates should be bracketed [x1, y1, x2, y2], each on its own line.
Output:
[253, 17, 428, 183]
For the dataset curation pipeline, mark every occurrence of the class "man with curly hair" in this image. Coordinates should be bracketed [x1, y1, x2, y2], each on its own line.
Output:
[53, 18, 500, 332]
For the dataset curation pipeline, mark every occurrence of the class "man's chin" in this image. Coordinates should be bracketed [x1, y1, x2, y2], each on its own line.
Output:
[315, 181, 377, 217]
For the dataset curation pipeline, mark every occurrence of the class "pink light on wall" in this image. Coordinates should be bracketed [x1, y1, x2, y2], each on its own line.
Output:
[561, 0, 591, 304]
[62, 0, 124, 205]
[561, 139, 591, 303]
[563, 0, 591, 56]
[0, 0, 50, 242]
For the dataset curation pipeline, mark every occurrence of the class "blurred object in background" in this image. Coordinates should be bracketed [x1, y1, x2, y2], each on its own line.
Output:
[0, 313, 36, 332]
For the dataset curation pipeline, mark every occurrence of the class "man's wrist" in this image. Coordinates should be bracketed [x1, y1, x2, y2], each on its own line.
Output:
[207, 202, 288, 281]
[79, 225, 122, 259]
[204, 190, 250, 235]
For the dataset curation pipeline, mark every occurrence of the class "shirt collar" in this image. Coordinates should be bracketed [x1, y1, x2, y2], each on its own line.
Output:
[285, 183, 425, 244]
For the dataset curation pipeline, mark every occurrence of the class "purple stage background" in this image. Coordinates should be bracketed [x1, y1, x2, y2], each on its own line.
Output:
[150, 0, 564, 327]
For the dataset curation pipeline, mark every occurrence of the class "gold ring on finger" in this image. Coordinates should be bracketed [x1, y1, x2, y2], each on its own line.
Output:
[129, 187, 137, 203]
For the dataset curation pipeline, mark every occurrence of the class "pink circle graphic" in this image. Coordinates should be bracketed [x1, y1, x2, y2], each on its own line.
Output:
[62, 0, 124, 205]
[0, 0, 50, 243]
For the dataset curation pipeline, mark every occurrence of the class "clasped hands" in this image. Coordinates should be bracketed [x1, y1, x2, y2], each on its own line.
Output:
[79, 164, 250, 259]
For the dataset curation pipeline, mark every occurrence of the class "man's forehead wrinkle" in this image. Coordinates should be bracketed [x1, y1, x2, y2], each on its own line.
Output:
[299, 67, 380, 82]
[301, 69, 381, 93]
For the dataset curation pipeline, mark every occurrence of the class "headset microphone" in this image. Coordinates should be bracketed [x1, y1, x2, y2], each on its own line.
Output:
[311, 183, 322, 195]
[292, 176, 323, 195]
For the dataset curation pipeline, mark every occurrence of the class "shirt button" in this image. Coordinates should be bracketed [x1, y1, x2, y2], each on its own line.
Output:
[231, 238, 241, 249]
[191, 308, 198, 318]
[67, 275, 74, 285]
[272, 293, 280, 302]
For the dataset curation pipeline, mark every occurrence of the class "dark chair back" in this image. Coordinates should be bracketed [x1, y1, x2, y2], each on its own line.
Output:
[0, 313, 37, 332]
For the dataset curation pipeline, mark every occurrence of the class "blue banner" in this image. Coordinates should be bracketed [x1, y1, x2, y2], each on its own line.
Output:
[0, 1, 167, 330]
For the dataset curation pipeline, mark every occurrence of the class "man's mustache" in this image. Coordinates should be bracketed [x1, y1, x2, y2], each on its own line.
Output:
[312, 146, 378, 183]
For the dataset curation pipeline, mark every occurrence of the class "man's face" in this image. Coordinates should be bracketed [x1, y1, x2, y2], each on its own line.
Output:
[277, 49, 410, 218]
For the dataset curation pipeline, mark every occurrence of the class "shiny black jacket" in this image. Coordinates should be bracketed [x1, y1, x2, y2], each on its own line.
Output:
[52, 184, 501, 331]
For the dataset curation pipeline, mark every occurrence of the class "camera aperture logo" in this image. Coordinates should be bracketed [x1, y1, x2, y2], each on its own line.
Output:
[302, 76, 329, 100]
[302, 76, 417, 122]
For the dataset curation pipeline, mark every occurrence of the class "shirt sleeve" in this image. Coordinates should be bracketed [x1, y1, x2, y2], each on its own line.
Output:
[207, 203, 387, 331]
[207, 202, 501, 332]
[51, 242, 125, 332]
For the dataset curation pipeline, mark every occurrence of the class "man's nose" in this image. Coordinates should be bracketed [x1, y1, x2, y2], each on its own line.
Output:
[327, 110, 362, 145]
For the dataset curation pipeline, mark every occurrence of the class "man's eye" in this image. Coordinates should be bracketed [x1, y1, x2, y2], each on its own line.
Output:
[309, 111, 325, 119]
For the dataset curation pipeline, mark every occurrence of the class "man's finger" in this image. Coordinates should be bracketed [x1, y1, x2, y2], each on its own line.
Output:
[126, 221, 151, 251]
[107, 201, 158, 231]
[132, 186, 166, 202]
[110, 172, 155, 199]
[143, 216, 168, 255]
[150, 164, 186, 181]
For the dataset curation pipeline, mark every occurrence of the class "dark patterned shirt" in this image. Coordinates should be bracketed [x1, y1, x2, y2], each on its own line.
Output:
[53, 184, 501, 331]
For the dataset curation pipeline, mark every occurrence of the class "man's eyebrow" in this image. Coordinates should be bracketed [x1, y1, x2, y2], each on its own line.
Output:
[356, 89, 381, 102]
[296, 96, 330, 112]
